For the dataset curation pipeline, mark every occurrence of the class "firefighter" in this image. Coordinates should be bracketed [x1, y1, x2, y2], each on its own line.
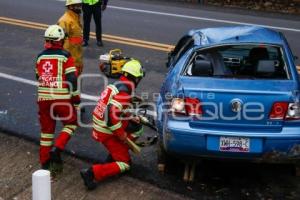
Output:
[36, 25, 80, 173]
[80, 60, 144, 190]
[58, 0, 84, 75]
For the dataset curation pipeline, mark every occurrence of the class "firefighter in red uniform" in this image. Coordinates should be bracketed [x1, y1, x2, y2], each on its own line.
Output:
[80, 60, 144, 190]
[35, 25, 80, 172]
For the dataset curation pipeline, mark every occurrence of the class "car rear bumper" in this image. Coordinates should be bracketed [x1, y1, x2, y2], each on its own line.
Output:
[163, 119, 300, 162]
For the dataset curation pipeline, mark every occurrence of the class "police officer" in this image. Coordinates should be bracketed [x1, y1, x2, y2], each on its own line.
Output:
[82, 0, 108, 47]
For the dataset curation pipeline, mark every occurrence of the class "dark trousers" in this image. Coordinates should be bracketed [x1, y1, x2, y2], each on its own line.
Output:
[83, 2, 102, 42]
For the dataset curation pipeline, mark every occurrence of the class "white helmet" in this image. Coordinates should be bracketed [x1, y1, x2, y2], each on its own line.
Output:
[44, 25, 65, 41]
[66, 0, 82, 6]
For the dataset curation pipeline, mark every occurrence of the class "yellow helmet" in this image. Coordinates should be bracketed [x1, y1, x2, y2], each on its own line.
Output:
[121, 59, 144, 78]
[66, 0, 82, 6]
[44, 25, 65, 41]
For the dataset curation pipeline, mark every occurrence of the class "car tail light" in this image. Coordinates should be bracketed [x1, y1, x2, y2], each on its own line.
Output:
[286, 103, 300, 120]
[170, 98, 186, 115]
[269, 102, 289, 120]
[269, 102, 300, 120]
[170, 98, 202, 116]
[185, 97, 203, 116]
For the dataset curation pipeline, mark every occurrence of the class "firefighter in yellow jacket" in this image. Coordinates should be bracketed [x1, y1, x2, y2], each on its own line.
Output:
[58, 0, 84, 75]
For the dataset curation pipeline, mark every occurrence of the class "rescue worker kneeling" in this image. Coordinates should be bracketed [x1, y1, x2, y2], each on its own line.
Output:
[35, 25, 80, 174]
[80, 60, 144, 190]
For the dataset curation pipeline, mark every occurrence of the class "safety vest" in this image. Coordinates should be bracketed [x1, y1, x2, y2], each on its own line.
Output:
[93, 84, 124, 134]
[36, 49, 76, 101]
[82, 0, 100, 5]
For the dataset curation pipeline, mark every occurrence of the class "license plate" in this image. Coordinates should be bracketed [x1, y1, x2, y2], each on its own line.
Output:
[219, 137, 250, 152]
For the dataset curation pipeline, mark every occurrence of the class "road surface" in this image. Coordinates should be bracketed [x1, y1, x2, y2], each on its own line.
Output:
[1, 0, 300, 199]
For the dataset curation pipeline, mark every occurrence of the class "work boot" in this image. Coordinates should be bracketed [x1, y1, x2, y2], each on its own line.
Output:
[80, 168, 97, 190]
[41, 160, 50, 170]
[82, 40, 88, 47]
[96, 41, 103, 47]
[49, 147, 63, 176]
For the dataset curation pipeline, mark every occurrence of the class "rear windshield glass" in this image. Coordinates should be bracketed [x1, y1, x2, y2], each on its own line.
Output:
[184, 44, 289, 80]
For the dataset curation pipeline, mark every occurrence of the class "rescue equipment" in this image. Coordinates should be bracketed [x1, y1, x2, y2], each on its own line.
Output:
[99, 49, 131, 78]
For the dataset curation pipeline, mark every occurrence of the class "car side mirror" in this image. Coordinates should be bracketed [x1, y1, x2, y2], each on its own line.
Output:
[192, 59, 213, 76]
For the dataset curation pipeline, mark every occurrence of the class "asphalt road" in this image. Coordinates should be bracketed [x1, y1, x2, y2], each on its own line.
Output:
[1, 0, 300, 199]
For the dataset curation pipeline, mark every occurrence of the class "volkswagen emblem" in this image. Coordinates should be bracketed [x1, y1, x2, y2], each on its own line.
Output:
[231, 99, 243, 112]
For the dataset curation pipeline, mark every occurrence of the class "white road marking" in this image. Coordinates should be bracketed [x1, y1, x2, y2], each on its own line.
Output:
[0, 72, 98, 101]
[0, 72, 157, 117]
[54, 1, 300, 33]
[0, 72, 38, 86]
[108, 6, 300, 33]
[54, 0, 300, 33]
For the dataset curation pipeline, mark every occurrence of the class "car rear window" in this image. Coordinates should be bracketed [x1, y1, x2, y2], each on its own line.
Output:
[184, 44, 289, 80]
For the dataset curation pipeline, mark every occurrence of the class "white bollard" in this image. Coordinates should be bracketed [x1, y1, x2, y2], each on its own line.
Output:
[32, 170, 51, 200]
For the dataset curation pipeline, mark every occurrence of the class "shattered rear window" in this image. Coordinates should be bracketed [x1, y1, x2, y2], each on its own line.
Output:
[184, 44, 289, 80]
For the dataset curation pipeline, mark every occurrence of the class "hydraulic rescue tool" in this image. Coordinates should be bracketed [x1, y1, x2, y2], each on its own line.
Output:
[125, 96, 158, 154]
[99, 49, 131, 78]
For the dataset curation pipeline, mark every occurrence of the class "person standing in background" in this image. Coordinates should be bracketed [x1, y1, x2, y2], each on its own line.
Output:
[82, 0, 108, 47]
[58, 0, 84, 75]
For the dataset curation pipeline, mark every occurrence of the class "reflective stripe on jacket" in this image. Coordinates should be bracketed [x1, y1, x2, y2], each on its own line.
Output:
[92, 76, 134, 141]
[57, 10, 83, 69]
[83, 0, 108, 5]
[36, 48, 76, 101]
[93, 84, 122, 134]
[83, 0, 100, 5]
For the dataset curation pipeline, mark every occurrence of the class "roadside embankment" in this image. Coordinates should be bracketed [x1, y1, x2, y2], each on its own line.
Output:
[0, 132, 190, 200]
[148, 0, 300, 15]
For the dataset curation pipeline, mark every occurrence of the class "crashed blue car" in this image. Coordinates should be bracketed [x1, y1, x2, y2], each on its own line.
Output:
[156, 26, 300, 172]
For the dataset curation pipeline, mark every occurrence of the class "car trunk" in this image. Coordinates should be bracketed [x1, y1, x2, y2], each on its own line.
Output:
[179, 77, 297, 132]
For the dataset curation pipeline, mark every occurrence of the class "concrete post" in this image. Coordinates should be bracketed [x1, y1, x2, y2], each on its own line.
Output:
[32, 170, 51, 200]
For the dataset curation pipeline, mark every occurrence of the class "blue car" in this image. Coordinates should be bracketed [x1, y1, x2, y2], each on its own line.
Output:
[156, 26, 300, 173]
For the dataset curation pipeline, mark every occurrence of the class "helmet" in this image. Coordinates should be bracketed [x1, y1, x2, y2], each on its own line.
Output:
[66, 0, 82, 6]
[122, 59, 144, 78]
[44, 25, 65, 41]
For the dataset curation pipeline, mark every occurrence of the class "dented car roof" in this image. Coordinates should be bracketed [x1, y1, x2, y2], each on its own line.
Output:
[188, 26, 284, 46]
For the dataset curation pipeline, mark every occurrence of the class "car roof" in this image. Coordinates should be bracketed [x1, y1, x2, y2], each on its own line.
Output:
[188, 26, 284, 46]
